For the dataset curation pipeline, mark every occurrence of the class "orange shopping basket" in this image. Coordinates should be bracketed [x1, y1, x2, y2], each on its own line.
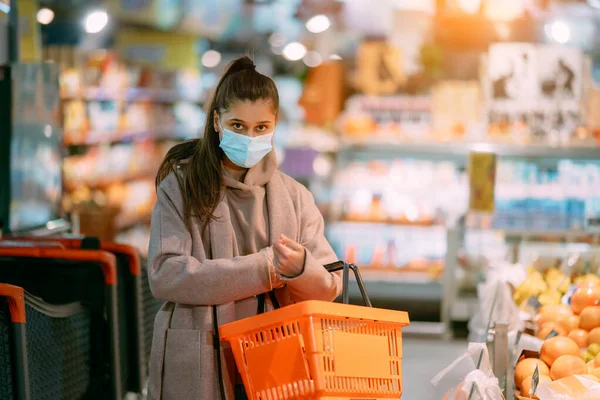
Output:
[220, 261, 410, 400]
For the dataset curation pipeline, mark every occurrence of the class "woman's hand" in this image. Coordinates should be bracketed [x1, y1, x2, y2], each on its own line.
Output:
[273, 234, 306, 278]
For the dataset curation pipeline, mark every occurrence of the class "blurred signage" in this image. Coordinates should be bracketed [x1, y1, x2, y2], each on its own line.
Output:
[108, 0, 181, 30]
[18, 0, 41, 62]
[115, 28, 198, 70]
[468, 151, 496, 213]
[121, 0, 151, 9]
[353, 40, 406, 95]
[484, 43, 583, 141]
[179, 0, 243, 39]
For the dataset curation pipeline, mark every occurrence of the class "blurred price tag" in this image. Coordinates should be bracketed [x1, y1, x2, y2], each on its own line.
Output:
[527, 296, 542, 312]
[545, 330, 559, 340]
[468, 151, 496, 213]
[530, 365, 539, 396]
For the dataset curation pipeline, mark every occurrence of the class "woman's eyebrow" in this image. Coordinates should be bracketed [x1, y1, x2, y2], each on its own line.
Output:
[228, 118, 273, 124]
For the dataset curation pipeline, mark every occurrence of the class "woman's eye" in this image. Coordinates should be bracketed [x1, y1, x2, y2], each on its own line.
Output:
[232, 123, 243, 130]
[256, 125, 267, 132]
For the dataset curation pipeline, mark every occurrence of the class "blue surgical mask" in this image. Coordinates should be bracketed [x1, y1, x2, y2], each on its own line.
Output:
[219, 125, 274, 168]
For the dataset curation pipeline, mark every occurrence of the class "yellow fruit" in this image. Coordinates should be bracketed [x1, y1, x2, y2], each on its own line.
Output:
[581, 350, 594, 363]
[589, 343, 600, 357]
[589, 360, 595, 373]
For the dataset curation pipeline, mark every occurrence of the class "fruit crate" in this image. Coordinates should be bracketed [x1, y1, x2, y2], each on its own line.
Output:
[220, 262, 410, 400]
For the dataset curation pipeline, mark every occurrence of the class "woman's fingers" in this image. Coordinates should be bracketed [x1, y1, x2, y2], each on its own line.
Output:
[280, 234, 303, 251]
[274, 241, 289, 258]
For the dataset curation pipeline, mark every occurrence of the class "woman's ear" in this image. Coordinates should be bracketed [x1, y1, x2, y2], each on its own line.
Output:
[213, 110, 220, 134]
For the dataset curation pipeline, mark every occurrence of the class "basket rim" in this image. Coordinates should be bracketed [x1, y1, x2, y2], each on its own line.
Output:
[219, 300, 410, 340]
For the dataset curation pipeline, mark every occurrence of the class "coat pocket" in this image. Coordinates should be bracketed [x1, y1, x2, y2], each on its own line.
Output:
[147, 308, 171, 400]
[162, 329, 202, 400]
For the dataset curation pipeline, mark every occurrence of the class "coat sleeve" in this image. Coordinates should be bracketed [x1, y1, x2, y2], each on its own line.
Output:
[282, 185, 342, 302]
[147, 177, 274, 305]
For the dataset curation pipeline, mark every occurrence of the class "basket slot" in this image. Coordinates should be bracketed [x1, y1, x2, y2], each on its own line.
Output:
[324, 376, 402, 394]
[257, 380, 314, 399]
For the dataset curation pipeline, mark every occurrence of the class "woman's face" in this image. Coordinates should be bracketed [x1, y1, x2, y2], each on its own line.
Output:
[214, 99, 277, 139]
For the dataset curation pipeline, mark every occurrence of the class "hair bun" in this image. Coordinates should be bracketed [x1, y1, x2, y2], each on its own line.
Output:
[225, 56, 256, 76]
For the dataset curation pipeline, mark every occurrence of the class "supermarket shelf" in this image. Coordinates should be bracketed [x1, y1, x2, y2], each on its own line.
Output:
[451, 296, 479, 321]
[64, 170, 156, 191]
[466, 227, 600, 243]
[330, 220, 441, 229]
[116, 212, 153, 231]
[347, 277, 443, 301]
[360, 271, 441, 284]
[340, 141, 600, 161]
[62, 87, 205, 104]
[65, 126, 200, 147]
[402, 322, 447, 336]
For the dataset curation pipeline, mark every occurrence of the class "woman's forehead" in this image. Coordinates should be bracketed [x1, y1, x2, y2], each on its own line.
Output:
[222, 99, 276, 123]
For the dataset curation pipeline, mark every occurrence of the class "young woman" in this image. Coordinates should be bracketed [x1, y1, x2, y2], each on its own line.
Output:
[147, 56, 342, 400]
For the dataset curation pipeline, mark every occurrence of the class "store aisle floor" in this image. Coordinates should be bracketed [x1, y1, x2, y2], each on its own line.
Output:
[402, 337, 468, 399]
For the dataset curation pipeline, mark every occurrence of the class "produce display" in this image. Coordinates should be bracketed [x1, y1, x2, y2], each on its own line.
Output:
[513, 266, 600, 398]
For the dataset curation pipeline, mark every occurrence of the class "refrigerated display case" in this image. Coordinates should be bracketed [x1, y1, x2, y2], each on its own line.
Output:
[0, 63, 67, 235]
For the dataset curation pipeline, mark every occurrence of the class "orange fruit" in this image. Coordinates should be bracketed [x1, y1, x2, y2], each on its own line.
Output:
[568, 329, 589, 348]
[580, 306, 600, 331]
[550, 355, 587, 380]
[541, 336, 580, 367]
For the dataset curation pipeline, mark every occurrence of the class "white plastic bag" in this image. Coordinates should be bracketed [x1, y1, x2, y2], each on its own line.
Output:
[536, 375, 600, 400]
[431, 343, 504, 399]
[468, 278, 523, 342]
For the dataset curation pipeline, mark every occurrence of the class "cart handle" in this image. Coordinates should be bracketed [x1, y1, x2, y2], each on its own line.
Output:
[324, 261, 372, 307]
[4, 237, 142, 277]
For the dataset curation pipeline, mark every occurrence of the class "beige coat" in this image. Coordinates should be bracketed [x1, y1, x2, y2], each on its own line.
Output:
[146, 163, 342, 400]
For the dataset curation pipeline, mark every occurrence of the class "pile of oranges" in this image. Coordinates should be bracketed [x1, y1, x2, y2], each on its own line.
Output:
[515, 276, 600, 398]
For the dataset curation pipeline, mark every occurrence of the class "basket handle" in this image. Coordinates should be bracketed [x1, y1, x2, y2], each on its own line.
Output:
[324, 261, 372, 307]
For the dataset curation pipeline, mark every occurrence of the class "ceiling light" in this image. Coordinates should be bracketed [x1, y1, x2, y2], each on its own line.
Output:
[201, 50, 222, 68]
[547, 20, 570, 44]
[303, 51, 323, 68]
[269, 32, 286, 48]
[457, 0, 481, 14]
[283, 42, 307, 61]
[494, 23, 511, 40]
[329, 54, 342, 60]
[306, 15, 331, 33]
[484, 0, 524, 22]
[84, 10, 109, 34]
[37, 8, 54, 25]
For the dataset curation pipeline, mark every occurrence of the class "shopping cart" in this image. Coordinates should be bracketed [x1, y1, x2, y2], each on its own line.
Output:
[219, 261, 411, 400]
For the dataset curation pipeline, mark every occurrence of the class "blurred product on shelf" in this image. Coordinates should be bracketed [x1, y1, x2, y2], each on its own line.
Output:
[44, 47, 204, 250]
[299, 62, 345, 127]
[337, 44, 599, 149]
[329, 159, 465, 225]
[62, 141, 172, 191]
[338, 95, 432, 143]
[327, 223, 446, 281]
[321, 156, 600, 235]
[431, 80, 483, 142]
[494, 160, 600, 232]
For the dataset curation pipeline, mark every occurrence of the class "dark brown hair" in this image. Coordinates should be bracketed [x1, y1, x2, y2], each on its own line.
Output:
[155, 56, 279, 231]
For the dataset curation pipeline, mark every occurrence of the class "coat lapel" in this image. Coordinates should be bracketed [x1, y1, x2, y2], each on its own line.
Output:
[266, 172, 298, 244]
[209, 200, 235, 260]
